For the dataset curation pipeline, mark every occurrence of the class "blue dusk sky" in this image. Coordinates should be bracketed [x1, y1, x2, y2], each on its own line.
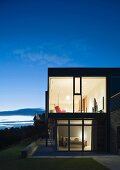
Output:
[0, 0, 120, 111]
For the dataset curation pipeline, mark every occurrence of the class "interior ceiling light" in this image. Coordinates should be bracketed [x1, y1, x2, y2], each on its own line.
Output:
[66, 96, 70, 100]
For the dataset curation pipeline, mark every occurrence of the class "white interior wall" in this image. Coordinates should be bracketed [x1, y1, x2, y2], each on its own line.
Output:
[49, 77, 73, 112]
[49, 77, 106, 113]
[84, 126, 91, 146]
[86, 79, 106, 112]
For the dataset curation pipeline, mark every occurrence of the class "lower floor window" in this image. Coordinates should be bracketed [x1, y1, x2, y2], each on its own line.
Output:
[70, 126, 82, 151]
[57, 120, 92, 151]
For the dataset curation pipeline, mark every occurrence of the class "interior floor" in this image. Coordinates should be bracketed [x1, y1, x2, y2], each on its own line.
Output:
[58, 145, 91, 151]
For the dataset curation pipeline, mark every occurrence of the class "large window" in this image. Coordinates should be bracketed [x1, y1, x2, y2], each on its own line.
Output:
[82, 77, 106, 113]
[49, 77, 73, 113]
[49, 76, 106, 113]
[57, 120, 92, 151]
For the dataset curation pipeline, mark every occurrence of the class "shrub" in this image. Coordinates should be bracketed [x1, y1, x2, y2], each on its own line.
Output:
[0, 122, 46, 149]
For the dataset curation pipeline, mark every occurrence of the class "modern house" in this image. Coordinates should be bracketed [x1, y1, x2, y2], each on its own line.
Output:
[45, 68, 120, 153]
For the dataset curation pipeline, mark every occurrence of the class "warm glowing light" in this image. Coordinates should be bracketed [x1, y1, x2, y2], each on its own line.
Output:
[79, 132, 82, 140]
[66, 96, 70, 100]
[84, 133, 86, 140]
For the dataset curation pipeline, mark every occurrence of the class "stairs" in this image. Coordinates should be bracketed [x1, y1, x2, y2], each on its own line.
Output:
[48, 139, 55, 146]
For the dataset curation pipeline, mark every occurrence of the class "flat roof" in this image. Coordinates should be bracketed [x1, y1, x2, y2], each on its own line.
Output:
[48, 68, 120, 76]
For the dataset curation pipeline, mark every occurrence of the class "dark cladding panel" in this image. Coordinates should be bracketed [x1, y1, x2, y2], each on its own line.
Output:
[111, 76, 120, 96]
[97, 119, 107, 152]
[111, 95, 120, 112]
[48, 68, 120, 77]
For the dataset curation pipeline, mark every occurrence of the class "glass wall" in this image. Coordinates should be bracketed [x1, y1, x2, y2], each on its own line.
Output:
[70, 120, 82, 124]
[57, 126, 68, 151]
[49, 76, 106, 113]
[70, 126, 82, 151]
[49, 77, 73, 113]
[75, 77, 80, 93]
[74, 95, 81, 113]
[57, 120, 92, 151]
[82, 77, 106, 113]
[84, 126, 92, 151]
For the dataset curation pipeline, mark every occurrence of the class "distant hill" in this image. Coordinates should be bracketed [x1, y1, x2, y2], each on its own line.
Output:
[0, 108, 45, 116]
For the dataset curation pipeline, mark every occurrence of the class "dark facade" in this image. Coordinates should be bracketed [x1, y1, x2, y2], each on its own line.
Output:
[110, 92, 120, 154]
[46, 68, 120, 153]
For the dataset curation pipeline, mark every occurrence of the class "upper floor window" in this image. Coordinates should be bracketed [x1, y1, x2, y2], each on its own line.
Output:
[75, 77, 81, 94]
[82, 77, 106, 113]
[49, 77, 73, 113]
[49, 76, 106, 113]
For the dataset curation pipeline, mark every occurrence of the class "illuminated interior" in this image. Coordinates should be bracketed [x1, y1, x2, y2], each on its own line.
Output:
[57, 125, 68, 151]
[57, 120, 92, 151]
[49, 77, 73, 113]
[49, 77, 106, 113]
[82, 77, 106, 113]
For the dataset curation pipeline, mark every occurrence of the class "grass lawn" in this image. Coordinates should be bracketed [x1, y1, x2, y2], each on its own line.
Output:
[0, 144, 109, 170]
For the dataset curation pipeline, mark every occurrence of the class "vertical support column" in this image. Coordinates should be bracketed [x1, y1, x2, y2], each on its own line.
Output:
[82, 119, 84, 151]
[106, 76, 111, 152]
[73, 77, 75, 113]
[80, 77, 82, 113]
[55, 119, 57, 151]
[68, 120, 70, 151]
[46, 119, 48, 147]
[45, 91, 48, 147]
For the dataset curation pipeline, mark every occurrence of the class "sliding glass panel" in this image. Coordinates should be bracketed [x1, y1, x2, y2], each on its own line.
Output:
[82, 77, 106, 113]
[57, 126, 68, 151]
[84, 126, 92, 151]
[74, 95, 81, 113]
[70, 126, 82, 151]
[49, 77, 73, 113]
[75, 77, 80, 94]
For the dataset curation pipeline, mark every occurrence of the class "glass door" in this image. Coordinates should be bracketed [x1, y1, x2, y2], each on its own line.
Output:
[57, 126, 68, 151]
[70, 126, 82, 151]
[84, 126, 92, 151]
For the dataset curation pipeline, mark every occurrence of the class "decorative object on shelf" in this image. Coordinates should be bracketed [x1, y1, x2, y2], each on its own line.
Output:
[99, 110, 104, 113]
[94, 98, 98, 112]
